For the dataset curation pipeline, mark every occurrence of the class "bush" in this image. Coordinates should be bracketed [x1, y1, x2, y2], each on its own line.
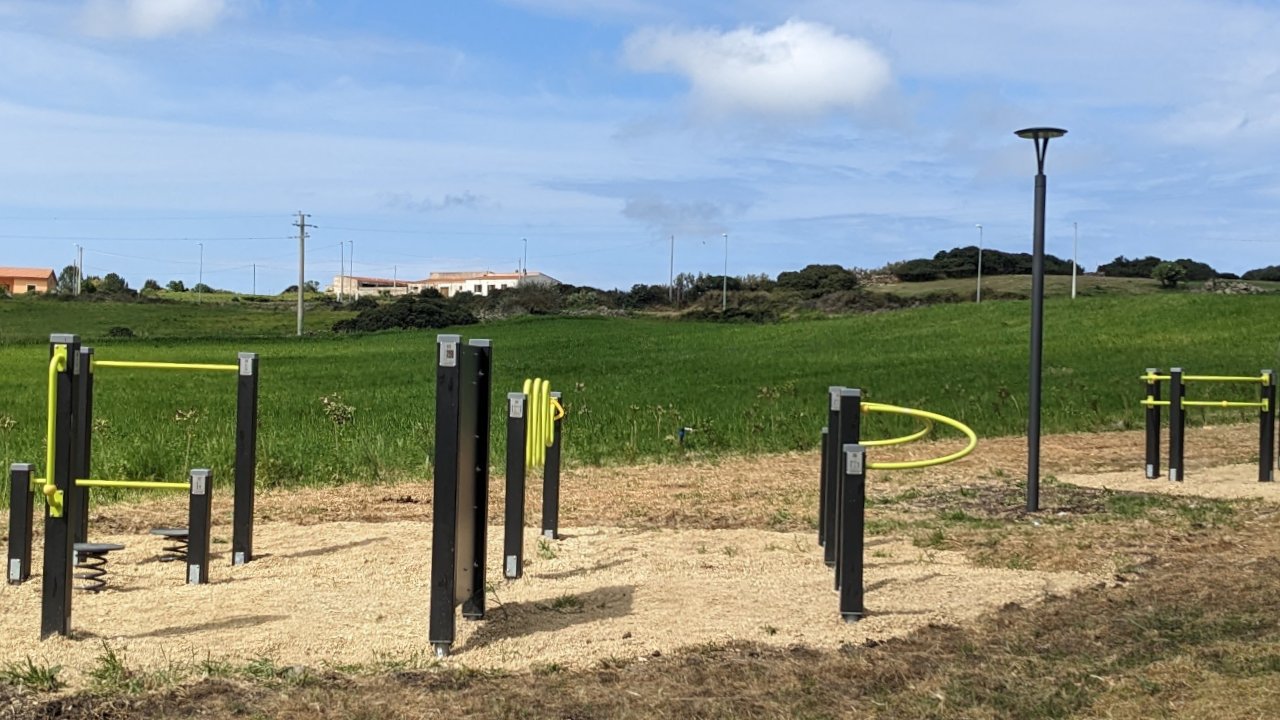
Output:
[332, 291, 478, 333]
[105, 326, 135, 338]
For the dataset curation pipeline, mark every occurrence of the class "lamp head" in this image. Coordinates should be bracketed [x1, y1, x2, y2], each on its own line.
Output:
[1015, 127, 1067, 140]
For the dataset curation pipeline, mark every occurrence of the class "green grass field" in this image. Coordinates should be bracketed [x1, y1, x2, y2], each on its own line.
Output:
[2, 291, 1278, 501]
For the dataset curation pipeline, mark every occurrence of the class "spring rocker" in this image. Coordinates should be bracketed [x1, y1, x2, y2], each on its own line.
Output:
[818, 387, 978, 622]
[6, 334, 259, 639]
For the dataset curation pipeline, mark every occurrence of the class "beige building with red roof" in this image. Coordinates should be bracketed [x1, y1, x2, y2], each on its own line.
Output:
[328, 270, 558, 299]
[0, 267, 56, 295]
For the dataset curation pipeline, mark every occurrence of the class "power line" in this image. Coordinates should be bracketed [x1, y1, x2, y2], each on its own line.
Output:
[0, 234, 291, 242]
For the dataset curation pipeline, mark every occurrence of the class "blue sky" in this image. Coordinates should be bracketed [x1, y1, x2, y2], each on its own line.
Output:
[2, 0, 1280, 293]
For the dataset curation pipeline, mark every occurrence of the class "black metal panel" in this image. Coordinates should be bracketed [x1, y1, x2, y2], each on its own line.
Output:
[503, 394, 527, 579]
[1260, 370, 1275, 483]
[73, 348, 93, 545]
[462, 340, 491, 619]
[541, 393, 562, 540]
[429, 336, 463, 653]
[42, 334, 80, 639]
[233, 353, 259, 565]
[839, 442, 867, 622]
[187, 469, 213, 584]
[822, 387, 841, 567]
[833, 388, 861, 592]
[818, 427, 828, 547]
[1168, 368, 1185, 482]
[1144, 368, 1160, 479]
[8, 464, 34, 584]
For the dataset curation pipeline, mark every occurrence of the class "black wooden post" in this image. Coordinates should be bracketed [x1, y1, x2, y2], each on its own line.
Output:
[503, 392, 527, 579]
[541, 391, 562, 540]
[823, 386, 842, 567]
[41, 333, 81, 639]
[833, 388, 861, 592]
[1168, 367, 1185, 482]
[1144, 367, 1160, 479]
[72, 347, 94, 545]
[187, 469, 213, 585]
[818, 426, 828, 547]
[430, 334, 464, 657]
[839, 442, 867, 622]
[233, 352, 259, 566]
[8, 464, 34, 584]
[1260, 370, 1275, 483]
[462, 339, 491, 620]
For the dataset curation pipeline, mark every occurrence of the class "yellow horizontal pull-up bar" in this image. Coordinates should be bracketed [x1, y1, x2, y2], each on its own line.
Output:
[1139, 373, 1171, 383]
[1183, 374, 1268, 384]
[75, 479, 190, 490]
[1140, 398, 1267, 409]
[1181, 399, 1268, 409]
[93, 360, 239, 373]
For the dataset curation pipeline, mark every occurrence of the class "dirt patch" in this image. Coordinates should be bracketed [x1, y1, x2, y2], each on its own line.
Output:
[1062, 463, 1280, 501]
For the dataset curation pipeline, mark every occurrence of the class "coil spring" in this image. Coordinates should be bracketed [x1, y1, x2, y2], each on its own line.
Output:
[159, 534, 189, 562]
[74, 551, 110, 593]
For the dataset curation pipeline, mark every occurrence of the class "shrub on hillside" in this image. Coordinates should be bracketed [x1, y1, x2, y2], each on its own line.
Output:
[775, 264, 859, 296]
[332, 291, 478, 333]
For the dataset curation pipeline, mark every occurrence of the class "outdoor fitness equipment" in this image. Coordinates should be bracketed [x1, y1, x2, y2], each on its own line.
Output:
[429, 334, 492, 658]
[1139, 368, 1275, 482]
[503, 378, 565, 579]
[817, 387, 978, 622]
[6, 335, 230, 638]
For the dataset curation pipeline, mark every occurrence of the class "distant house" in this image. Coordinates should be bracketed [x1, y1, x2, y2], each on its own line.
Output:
[0, 267, 56, 295]
[328, 270, 558, 299]
[424, 271, 558, 298]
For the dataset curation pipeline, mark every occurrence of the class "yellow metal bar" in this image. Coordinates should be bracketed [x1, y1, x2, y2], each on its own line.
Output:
[551, 397, 565, 421]
[44, 346, 68, 503]
[93, 360, 239, 372]
[861, 403, 978, 470]
[1140, 398, 1172, 406]
[75, 479, 190, 490]
[1139, 373, 1171, 382]
[860, 416, 934, 447]
[1182, 374, 1267, 384]
[1179, 400, 1267, 409]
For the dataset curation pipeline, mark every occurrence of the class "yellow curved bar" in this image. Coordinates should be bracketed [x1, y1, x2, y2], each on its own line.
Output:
[44, 346, 68, 495]
[75, 479, 190, 490]
[93, 360, 239, 372]
[538, 378, 551, 467]
[1181, 374, 1267, 384]
[551, 397, 565, 421]
[43, 483, 62, 517]
[522, 378, 534, 468]
[1179, 400, 1267, 409]
[861, 402, 978, 470]
[860, 416, 934, 447]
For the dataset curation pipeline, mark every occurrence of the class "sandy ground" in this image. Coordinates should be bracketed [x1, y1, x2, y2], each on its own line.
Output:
[1062, 463, 1280, 500]
[0, 423, 1269, 688]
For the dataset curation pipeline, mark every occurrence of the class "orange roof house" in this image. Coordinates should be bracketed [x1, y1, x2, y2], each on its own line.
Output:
[0, 267, 57, 295]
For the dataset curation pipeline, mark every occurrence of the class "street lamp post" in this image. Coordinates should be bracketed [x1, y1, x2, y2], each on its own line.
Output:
[1015, 126, 1067, 513]
[975, 224, 984, 303]
[1072, 221, 1078, 300]
[721, 232, 728, 311]
[522, 238, 528, 277]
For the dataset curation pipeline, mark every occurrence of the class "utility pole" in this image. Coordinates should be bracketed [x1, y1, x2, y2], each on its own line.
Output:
[294, 211, 311, 336]
[1072, 221, 1078, 300]
[522, 238, 528, 277]
[347, 241, 354, 298]
[197, 242, 204, 303]
[339, 242, 345, 302]
[252, 264, 256, 296]
[74, 244, 83, 295]
[721, 232, 728, 311]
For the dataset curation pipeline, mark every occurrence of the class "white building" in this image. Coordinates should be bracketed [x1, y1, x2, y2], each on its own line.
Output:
[328, 270, 558, 299]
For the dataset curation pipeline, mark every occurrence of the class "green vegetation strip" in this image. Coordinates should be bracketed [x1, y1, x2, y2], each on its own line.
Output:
[2, 293, 1279, 496]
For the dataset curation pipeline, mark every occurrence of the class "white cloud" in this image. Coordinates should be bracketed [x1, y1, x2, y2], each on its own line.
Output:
[80, 0, 229, 39]
[624, 19, 892, 119]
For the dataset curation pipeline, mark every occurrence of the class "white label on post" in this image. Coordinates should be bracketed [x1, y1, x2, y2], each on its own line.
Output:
[845, 448, 864, 475]
[439, 341, 457, 367]
[9, 559, 20, 581]
[830, 390, 841, 411]
[188, 565, 201, 584]
[240, 356, 253, 375]
[234, 551, 246, 565]
[509, 396, 524, 418]
[191, 475, 207, 495]
[506, 556, 518, 577]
